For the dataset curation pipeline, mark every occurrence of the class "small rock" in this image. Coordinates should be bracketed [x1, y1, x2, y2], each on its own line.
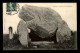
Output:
[33, 46, 37, 48]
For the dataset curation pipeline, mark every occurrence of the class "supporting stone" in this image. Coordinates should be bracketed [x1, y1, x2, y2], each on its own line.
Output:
[17, 20, 29, 47]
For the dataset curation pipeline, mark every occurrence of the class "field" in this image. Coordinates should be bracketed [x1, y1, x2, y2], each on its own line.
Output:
[3, 31, 77, 50]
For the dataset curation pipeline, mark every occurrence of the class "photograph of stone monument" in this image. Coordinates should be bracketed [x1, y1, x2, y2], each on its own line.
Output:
[3, 3, 77, 50]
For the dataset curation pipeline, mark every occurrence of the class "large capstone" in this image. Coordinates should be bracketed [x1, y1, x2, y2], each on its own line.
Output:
[18, 5, 71, 43]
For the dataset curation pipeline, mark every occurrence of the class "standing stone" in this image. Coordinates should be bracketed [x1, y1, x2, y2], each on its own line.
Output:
[9, 26, 13, 39]
[56, 20, 71, 43]
[17, 20, 29, 47]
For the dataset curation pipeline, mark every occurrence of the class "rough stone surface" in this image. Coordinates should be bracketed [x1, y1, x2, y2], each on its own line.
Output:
[17, 20, 29, 47]
[18, 5, 71, 43]
[56, 20, 71, 43]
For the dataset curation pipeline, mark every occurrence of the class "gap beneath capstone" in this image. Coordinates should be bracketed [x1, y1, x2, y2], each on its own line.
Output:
[29, 29, 57, 43]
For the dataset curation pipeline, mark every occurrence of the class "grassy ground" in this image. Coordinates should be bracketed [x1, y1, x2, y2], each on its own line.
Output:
[3, 31, 77, 50]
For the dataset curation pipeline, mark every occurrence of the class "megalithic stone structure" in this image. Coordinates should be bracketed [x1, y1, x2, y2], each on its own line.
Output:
[18, 5, 71, 46]
[9, 26, 13, 39]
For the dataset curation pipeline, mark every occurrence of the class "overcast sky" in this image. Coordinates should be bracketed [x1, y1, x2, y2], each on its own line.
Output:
[3, 3, 77, 34]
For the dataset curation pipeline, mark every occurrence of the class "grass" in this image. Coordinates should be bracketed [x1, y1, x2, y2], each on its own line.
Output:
[3, 31, 77, 50]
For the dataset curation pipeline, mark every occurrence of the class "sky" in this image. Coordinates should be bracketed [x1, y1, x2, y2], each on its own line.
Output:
[3, 3, 77, 34]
